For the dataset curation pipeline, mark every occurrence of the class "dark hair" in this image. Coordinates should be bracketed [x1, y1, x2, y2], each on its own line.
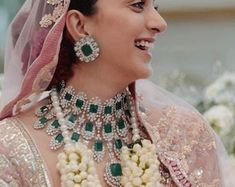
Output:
[48, 0, 98, 89]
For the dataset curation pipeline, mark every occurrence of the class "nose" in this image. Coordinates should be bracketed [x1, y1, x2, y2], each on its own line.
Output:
[146, 9, 167, 34]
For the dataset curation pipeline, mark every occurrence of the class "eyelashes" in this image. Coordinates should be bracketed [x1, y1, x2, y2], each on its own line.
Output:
[131, 1, 160, 12]
[132, 1, 145, 9]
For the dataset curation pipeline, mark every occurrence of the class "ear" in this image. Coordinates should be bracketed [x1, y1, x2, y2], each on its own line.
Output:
[65, 10, 88, 41]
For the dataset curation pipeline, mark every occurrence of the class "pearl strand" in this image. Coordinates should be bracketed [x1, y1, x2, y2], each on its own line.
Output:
[51, 88, 71, 147]
[120, 97, 161, 187]
[129, 100, 140, 142]
[51, 88, 102, 187]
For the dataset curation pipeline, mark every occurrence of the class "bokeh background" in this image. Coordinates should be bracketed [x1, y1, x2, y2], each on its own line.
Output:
[1, 0, 235, 159]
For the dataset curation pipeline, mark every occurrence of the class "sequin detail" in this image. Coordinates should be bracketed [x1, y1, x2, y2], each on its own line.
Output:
[39, 0, 68, 28]
[137, 102, 222, 187]
[0, 118, 52, 187]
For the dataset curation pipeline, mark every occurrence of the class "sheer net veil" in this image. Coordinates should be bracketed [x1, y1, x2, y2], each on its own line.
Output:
[135, 80, 235, 186]
[0, 0, 234, 186]
[0, 0, 70, 118]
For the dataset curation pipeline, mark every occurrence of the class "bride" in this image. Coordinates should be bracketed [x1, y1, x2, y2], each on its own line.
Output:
[0, 0, 233, 186]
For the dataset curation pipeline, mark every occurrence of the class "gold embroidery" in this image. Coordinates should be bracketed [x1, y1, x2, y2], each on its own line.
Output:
[39, 0, 66, 28]
[0, 118, 52, 186]
[32, 56, 58, 92]
[138, 102, 221, 187]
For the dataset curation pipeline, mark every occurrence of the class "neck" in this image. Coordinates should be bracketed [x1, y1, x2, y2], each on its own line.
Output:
[66, 61, 134, 102]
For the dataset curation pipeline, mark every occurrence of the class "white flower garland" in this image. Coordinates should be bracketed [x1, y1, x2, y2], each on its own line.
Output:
[57, 139, 161, 187]
[120, 139, 161, 187]
[57, 143, 102, 187]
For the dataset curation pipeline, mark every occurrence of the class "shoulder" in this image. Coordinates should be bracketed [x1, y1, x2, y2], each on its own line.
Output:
[136, 79, 216, 152]
[136, 79, 212, 135]
[136, 79, 221, 186]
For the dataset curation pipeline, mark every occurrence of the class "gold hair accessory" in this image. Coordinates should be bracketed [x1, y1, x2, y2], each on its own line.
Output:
[39, 0, 66, 28]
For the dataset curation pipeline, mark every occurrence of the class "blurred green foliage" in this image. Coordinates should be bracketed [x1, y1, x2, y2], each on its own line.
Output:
[0, 0, 25, 21]
[0, 0, 25, 72]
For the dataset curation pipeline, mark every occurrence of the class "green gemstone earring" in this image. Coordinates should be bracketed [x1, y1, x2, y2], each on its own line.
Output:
[74, 35, 100, 63]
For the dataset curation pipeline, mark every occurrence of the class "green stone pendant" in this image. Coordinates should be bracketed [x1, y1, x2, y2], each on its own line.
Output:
[103, 122, 114, 141]
[47, 120, 61, 135]
[34, 117, 48, 129]
[117, 119, 125, 130]
[114, 139, 123, 158]
[49, 134, 64, 150]
[85, 122, 93, 132]
[71, 132, 80, 142]
[36, 105, 50, 116]
[104, 162, 122, 187]
[89, 104, 99, 113]
[66, 114, 77, 129]
[64, 93, 72, 101]
[76, 98, 84, 109]
[116, 118, 128, 137]
[81, 122, 95, 140]
[116, 101, 122, 110]
[110, 163, 122, 177]
[104, 106, 112, 114]
[93, 139, 105, 162]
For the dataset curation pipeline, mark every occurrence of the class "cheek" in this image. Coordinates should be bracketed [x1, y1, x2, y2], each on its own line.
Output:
[96, 11, 144, 49]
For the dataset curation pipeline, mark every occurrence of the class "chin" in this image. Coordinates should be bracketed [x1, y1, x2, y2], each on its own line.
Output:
[134, 65, 153, 80]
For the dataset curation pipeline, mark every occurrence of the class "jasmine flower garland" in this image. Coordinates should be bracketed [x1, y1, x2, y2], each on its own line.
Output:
[57, 143, 102, 187]
[120, 139, 161, 187]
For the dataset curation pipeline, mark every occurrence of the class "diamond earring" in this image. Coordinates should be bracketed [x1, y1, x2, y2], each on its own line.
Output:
[74, 35, 100, 63]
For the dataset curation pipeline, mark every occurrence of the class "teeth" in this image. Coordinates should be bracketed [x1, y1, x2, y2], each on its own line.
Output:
[135, 40, 154, 49]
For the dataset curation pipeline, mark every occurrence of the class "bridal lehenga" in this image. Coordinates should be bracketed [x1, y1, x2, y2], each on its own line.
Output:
[0, 0, 234, 186]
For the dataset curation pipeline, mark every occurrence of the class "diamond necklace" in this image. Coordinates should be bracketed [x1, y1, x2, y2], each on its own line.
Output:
[34, 84, 140, 186]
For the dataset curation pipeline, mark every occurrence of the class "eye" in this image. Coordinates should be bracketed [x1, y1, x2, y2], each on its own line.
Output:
[131, 0, 145, 10]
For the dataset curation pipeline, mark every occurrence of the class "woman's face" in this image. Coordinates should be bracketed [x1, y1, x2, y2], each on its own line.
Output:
[87, 0, 167, 80]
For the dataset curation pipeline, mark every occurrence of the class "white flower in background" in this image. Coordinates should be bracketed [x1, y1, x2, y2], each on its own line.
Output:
[204, 72, 235, 112]
[203, 105, 234, 136]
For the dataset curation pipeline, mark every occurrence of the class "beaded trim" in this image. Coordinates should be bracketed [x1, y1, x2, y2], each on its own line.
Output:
[159, 153, 193, 187]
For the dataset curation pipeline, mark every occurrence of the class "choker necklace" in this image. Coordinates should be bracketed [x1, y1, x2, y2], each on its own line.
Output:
[34, 84, 161, 187]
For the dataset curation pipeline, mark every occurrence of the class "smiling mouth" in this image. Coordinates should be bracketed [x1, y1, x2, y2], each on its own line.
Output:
[134, 39, 154, 51]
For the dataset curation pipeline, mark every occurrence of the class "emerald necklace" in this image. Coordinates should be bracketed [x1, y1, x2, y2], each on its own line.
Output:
[34, 84, 161, 187]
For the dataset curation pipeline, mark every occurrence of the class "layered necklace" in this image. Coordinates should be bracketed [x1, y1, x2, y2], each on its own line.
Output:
[34, 84, 161, 187]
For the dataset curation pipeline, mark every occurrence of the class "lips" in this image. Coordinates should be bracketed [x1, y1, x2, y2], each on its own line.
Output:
[134, 38, 155, 51]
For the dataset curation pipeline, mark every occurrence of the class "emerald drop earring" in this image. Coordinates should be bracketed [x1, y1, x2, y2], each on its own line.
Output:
[74, 35, 100, 63]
